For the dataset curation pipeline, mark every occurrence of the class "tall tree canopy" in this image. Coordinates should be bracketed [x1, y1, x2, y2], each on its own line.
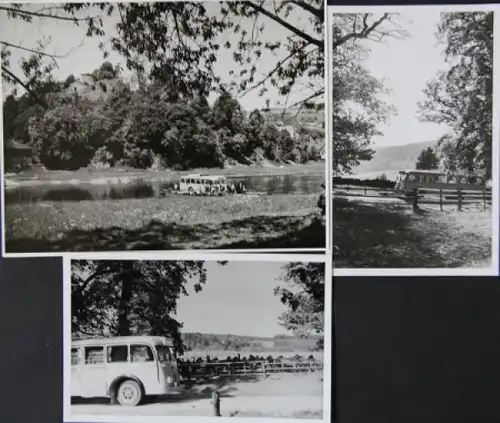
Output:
[418, 12, 493, 179]
[274, 261, 325, 350]
[71, 259, 207, 354]
[331, 13, 404, 175]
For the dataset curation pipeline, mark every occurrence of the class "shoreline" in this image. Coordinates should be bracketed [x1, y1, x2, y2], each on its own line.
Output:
[4, 162, 325, 190]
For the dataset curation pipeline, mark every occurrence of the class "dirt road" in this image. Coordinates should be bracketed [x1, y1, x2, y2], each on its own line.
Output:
[71, 395, 323, 418]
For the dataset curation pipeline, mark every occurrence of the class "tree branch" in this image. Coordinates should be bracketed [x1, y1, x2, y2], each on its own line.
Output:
[244, 1, 323, 49]
[0, 41, 60, 67]
[0, 5, 92, 22]
[1, 66, 48, 108]
[332, 13, 389, 50]
[290, 1, 323, 21]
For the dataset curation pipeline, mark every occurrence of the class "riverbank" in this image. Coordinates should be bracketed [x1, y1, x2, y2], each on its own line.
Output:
[4, 162, 325, 189]
[5, 193, 325, 252]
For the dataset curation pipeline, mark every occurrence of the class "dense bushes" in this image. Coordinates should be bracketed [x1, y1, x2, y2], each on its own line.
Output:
[4, 63, 324, 172]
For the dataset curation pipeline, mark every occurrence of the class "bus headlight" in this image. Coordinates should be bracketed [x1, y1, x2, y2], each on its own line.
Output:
[167, 376, 173, 384]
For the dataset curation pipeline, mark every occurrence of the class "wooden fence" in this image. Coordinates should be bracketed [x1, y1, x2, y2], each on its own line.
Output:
[179, 359, 323, 379]
[333, 184, 492, 211]
[405, 187, 492, 211]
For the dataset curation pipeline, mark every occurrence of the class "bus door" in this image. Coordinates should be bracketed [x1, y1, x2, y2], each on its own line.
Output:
[129, 344, 158, 389]
[71, 347, 85, 397]
[156, 344, 180, 386]
[82, 346, 108, 397]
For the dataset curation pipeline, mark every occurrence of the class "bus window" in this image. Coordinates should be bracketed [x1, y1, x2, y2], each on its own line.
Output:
[156, 345, 174, 362]
[407, 174, 417, 182]
[195, 179, 201, 185]
[108, 345, 128, 363]
[131, 345, 154, 362]
[85, 346, 104, 365]
[71, 347, 81, 366]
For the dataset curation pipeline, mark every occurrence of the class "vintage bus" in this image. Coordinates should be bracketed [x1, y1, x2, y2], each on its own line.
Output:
[176, 174, 228, 196]
[71, 336, 181, 406]
[393, 169, 486, 193]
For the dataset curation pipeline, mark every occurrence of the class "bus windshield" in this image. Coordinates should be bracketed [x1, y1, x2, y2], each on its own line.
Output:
[156, 345, 175, 362]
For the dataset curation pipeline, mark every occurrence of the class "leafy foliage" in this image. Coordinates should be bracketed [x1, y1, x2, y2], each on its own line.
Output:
[418, 12, 493, 179]
[415, 147, 439, 170]
[2, 1, 323, 112]
[274, 262, 324, 349]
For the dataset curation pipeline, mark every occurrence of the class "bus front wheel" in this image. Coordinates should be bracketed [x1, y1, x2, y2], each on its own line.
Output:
[117, 379, 143, 406]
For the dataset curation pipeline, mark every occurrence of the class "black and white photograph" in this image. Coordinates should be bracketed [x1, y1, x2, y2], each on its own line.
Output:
[331, 7, 498, 273]
[64, 255, 331, 422]
[1, 1, 326, 256]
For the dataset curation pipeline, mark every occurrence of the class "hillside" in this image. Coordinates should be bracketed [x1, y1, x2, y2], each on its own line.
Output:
[350, 140, 437, 180]
[261, 107, 324, 130]
[182, 332, 322, 353]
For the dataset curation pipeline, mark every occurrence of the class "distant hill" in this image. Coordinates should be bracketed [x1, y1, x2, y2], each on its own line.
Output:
[350, 140, 437, 180]
[261, 107, 324, 130]
[182, 332, 322, 353]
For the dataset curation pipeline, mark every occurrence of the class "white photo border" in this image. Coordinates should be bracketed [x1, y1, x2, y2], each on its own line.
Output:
[329, 4, 500, 277]
[63, 252, 332, 423]
[0, 0, 331, 258]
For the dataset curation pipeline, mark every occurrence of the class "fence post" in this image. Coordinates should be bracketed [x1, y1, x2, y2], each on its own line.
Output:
[211, 390, 221, 417]
[457, 188, 462, 212]
[263, 362, 267, 377]
[412, 188, 419, 211]
[483, 189, 487, 211]
[439, 189, 443, 211]
[364, 186, 367, 196]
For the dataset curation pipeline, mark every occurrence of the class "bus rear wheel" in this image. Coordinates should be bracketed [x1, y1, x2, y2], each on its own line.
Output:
[117, 380, 143, 406]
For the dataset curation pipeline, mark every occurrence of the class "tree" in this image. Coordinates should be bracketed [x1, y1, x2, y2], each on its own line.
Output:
[415, 147, 439, 170]
[332, 13, 405, 175]
[71, 259, 208, 354]
[274, 262, 324, 349]
[418, 12, 493, 179]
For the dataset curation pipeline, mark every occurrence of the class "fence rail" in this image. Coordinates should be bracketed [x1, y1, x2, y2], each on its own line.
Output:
[333, 184, 492, 211]
[179, 359, 323, 379]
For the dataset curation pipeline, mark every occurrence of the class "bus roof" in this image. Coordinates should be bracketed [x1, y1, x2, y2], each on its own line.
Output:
[72, 335, 174, 347]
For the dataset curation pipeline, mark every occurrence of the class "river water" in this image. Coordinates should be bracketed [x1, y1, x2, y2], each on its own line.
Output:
[5, 173, 325, 204]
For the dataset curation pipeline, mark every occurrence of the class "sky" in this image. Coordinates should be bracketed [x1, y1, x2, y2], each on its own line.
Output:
[176, 260, 301, 338]
[354, 10, 452, 148]
[1, 2, 322, 110]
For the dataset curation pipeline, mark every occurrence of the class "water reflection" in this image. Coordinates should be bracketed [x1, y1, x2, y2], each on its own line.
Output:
[5, 173, 324, 204]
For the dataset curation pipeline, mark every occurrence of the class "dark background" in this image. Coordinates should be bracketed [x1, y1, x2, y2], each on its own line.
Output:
[1, 259, 500, 422]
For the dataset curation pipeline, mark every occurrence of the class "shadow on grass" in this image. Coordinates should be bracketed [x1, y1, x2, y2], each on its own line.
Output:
[333, 198, 489, 268]
[70, 375, 261, 406]
[6, 213, 325, 253]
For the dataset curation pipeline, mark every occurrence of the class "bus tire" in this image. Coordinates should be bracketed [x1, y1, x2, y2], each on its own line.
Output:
[117, 379, 143, 406]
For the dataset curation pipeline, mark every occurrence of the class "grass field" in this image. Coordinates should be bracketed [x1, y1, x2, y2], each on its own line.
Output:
[334, 197, 492, 268]
[5, 193, 325, 252]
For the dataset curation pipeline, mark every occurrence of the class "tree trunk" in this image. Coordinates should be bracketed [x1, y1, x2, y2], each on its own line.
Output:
[117, 262, 135, 335]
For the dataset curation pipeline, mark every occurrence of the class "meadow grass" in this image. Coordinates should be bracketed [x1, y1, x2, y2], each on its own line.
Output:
[334, 197, 492, 268]
[5, 193, 324, 252]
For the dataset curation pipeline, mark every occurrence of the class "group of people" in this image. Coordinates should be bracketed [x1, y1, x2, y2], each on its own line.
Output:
[177, 353, 322, 380]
